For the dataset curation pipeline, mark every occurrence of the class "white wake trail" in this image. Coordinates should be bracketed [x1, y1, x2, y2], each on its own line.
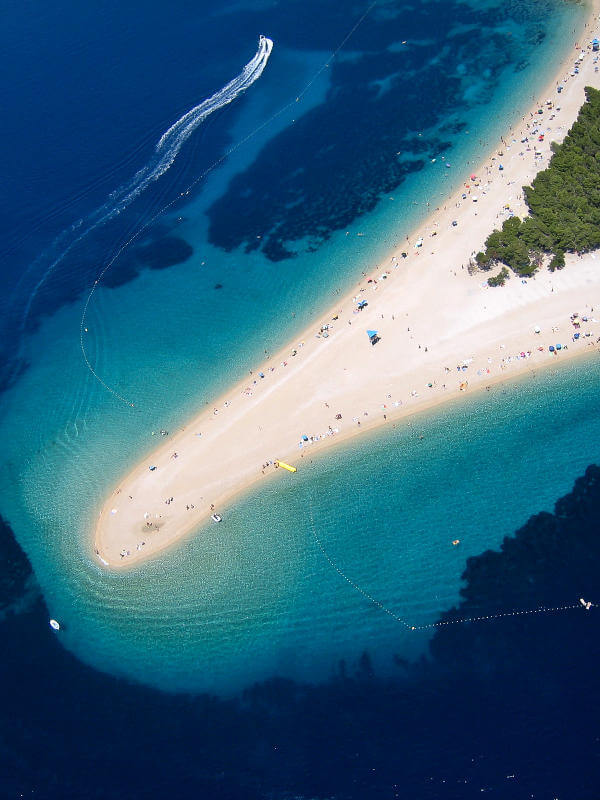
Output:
[157, 35, 273, 151]
[16, 36, 273, 335]
[113, 35, 273, 213]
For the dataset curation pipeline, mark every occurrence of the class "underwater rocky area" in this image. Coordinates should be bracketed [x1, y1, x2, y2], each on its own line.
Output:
[207, 0, 549, 261]
[2, 465, 598, 798]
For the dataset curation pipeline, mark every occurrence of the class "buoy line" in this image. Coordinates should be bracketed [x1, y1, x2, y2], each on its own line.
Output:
[11, 33, 273, 400]
[307, 504, 595, 632]
[80, 1, 379, 408]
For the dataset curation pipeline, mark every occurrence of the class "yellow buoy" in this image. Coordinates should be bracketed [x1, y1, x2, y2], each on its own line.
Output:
[276, 460, 297, 473]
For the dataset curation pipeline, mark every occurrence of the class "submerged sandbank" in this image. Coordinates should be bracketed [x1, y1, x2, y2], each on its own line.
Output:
[95, 3, 600, 567]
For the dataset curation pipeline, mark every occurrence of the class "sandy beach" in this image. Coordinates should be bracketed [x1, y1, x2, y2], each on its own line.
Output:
[95, 3, 600, 568]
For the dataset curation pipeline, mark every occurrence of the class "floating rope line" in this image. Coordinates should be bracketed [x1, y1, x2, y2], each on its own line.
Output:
[307, 504, 595, 632]
[80, 1, 379, 407]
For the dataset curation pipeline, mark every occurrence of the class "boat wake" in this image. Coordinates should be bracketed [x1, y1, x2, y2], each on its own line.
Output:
[115, 34, 273, 217]
[12, 36, 273, 343]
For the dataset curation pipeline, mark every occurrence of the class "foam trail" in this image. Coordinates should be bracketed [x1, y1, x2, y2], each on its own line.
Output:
[16, 36, 273, 335]
[110, 35, 273, 213]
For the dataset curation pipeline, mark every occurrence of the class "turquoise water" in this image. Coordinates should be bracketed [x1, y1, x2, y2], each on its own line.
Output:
[2, 341, 599, 693]
[0, 0, 594, 695]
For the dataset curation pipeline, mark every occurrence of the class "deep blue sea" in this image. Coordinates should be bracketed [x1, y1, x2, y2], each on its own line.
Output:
[1, 0, 599, 797]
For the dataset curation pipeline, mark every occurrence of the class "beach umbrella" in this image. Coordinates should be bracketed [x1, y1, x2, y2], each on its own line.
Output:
[556, 343, 562, 350]
[366, 330, 378, 339]
[549, 345, 555, 352]
[470, 173, 477, 180]
[534, 325, 541, 333]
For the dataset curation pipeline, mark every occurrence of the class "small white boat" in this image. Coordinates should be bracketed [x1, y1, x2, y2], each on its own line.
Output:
[49, 619, 61, 631]
[211, 513, 222, 523]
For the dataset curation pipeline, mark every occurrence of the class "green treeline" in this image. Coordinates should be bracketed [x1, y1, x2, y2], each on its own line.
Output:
[477, 85, 600, 282]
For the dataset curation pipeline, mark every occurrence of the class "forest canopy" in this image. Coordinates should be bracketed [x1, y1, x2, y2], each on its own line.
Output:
[478, 85, 600, 281]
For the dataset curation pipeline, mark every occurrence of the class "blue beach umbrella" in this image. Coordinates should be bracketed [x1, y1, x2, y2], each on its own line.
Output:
[366, 330, 378, 339]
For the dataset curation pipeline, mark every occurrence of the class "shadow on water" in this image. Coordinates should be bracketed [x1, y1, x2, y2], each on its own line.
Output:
[2, 466, 599, 798]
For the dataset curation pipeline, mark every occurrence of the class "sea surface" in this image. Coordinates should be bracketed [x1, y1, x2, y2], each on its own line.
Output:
[1, 0, 598, 797]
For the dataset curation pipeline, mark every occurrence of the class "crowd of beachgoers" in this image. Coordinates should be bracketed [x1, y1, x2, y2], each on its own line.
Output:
[95, 22, 600, 567]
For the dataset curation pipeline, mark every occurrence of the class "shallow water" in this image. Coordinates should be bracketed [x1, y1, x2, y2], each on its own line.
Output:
[0, 0, 591, 696]
[2, 342, 599, 694]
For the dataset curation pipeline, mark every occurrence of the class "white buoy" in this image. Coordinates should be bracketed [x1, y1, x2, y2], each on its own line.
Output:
[49, 619, 60, 631]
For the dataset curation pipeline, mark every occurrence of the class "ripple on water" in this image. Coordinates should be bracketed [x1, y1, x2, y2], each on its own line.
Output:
[2, 351, 599, 694]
